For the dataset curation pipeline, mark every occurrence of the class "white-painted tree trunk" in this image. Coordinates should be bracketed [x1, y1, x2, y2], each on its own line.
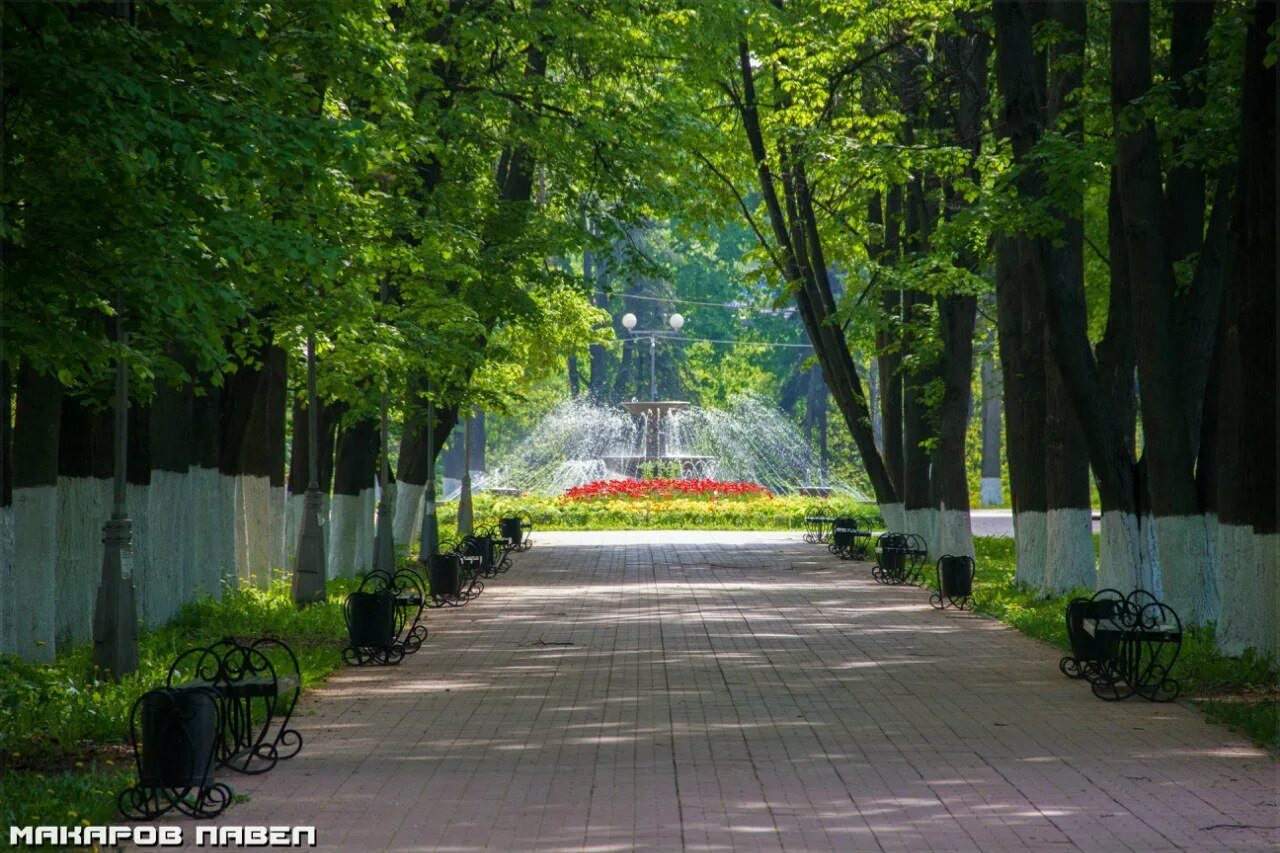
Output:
[269, 485, 287, 584]
[188, 467, 226, 600]
[354, 486, 376, 574]
[1215, 523, 1277, 659]
[285, 490, 302, 565]
[393, 482, 424, 553]
[0, 507, 13, 654]
[234, 475, 274, 587]
[1138, 514, 1162, 598]
[980, 477, 1003, 507]
[55, 477, 108, 647]
[126, 483, 156, 627]
[1012, 510, 1047, 592]
[1044, 508, 1095, 594]
[936, 508, 975, 559]
[217, 472, 239, 591]
[146, 471, 192, 625]
[1151, 514, 1217, 626]
[1097, 510, 1142, 592]
[878, 502, 905, 534]
[328, 493, 362, 579]
[904, 507, 939, 558]
[12, 485, 58, 662]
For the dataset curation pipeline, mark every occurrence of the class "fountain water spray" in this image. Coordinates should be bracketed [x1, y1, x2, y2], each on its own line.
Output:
[467, 393, 868, 499]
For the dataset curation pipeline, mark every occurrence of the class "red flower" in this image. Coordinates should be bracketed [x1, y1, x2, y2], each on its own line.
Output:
[562, 478, 771, 501]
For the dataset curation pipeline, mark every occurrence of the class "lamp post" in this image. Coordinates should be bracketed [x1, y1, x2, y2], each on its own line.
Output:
[372, 280, 397, 573]
[372, 389, 396, 573]
[457, 409, 474, 536]
[621, 311, 684, 401]
[292, 333, 327, 606]
[92, 305, 139, 678]
[418, 381, 439, 559]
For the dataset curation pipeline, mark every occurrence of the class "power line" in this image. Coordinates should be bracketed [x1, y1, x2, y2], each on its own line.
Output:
[603, 334, 812, 350]
[593, 289, 796, 315]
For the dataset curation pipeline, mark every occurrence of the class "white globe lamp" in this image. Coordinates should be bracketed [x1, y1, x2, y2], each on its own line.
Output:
[621, 312, 637, 331]
[668, 313, 685, 331]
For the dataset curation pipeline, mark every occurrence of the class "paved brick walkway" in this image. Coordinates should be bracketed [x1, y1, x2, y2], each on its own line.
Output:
[222, 532, 1277, 851]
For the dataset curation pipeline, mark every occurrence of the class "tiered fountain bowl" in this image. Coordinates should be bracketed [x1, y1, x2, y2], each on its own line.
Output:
[600, 401, 714, 478]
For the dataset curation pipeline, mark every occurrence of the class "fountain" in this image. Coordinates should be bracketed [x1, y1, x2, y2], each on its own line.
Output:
[467, 393, 868, 499]
[601, 401, 714, 477]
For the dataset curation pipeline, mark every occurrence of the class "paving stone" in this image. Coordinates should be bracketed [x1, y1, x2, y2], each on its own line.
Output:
[185, 531, 1278, 851]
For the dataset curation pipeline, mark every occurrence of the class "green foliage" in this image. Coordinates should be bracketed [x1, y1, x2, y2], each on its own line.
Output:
[636, 460, 684, 480]
[429, 495, 881, 540]
[0, 578, 350, 778]
[1, 765, 134, 831]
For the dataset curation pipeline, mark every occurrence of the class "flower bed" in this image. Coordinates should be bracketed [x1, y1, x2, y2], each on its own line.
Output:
[562, 477, 771, 501]
[437, 493, 879, 534]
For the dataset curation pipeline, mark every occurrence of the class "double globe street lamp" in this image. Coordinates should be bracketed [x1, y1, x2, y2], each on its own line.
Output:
[621, 311, 684, 401]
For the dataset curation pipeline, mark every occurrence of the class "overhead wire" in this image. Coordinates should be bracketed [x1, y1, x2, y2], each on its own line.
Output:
[591, 289, 796, 314]
[601, 334, 811, 349]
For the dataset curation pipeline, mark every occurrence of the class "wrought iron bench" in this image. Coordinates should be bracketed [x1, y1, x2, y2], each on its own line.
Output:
[1061, 588, 1182, 702]
[425, 549, 483, 606]
[871, 532, 928, 585]
[463, 529, 509, 579]
[828, 517, 873, 560]
[343, 568, 429, 666]
[802, 503, 835, 544]
[163, 637, 303, 775]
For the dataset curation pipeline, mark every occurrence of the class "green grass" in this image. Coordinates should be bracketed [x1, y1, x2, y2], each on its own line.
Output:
[924, 537, 1280, 751]
[0, 575, 355, 831]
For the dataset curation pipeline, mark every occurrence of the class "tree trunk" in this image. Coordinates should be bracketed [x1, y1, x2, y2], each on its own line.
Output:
[52, 398, 110, 650]
[1112, 0, 1216, 624]
[191, 379, 233, 596]
[931, 292, 976, 559]
[994, 233, 1048, 590]
[872, 188, 905, 528]
[264, 343, 288, 585]
[287, 391, 337, 563]
[930, 20, 986, 560]
[144, 367, 194, 626]
[978, 325, 1003, 507]
[733, 39, 898, 515]
[220, 343, 275, 588]
[330, 417, 377, 579]
[995, 1, 1142, 593]
[1043, 0, 1095, 594]
[11, 365, 62, 662]
[1214, 0, 1276, 658]
[901, 287, 936, 550]
[125, 398, 154, 627]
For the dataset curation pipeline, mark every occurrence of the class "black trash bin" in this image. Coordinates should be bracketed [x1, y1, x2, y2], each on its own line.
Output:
[345, 589, 397, 649]
[499, 516, 523, 549]
[832, 518, 856, 550]
[138, 686, 220, 789]
[427, 553, 462, 597]
[939, 555, 974, 599]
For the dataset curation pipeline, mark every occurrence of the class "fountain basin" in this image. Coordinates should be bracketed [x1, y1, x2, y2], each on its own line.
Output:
[601, 454, 714, 478]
